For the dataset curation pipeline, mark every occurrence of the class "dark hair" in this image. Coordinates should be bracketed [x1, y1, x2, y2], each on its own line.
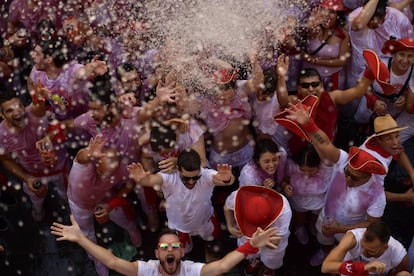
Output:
[177, 149, 201, 171]
[262, 69, 278, 95]
[38, 36, 70, 68]
[35, 19, 56, 43]
[0, 88, 18, 111]
[116, 62, 139, 81]
[291, 144, 321, 167]
[335, 11, 347, 28]
[253, 139, 279, 164]
[297, 68, 322, 83]
[150, 121, 177, 152]
[369, 0, 388, 20]
[89, 72, 115, 106]
[364, 221, 391, 244]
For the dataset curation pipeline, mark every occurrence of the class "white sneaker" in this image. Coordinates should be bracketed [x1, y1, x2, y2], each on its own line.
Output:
[309, 248, 328, 266]
[294, 226, 309, 245]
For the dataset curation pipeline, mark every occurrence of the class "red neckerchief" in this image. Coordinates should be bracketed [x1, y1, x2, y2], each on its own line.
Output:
[365, 137, 400, 161]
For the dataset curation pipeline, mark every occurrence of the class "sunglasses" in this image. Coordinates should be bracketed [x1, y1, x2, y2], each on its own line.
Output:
[299, 81, 320, 89]
[343, 167, 369, 182]
[180, 174, 202, 182]
[158, 242, 181, 250]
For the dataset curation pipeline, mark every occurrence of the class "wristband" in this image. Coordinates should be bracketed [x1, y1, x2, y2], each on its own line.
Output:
[236, 241, 259, 257]
[301, 118, 320, 134]
[338, 260, 368, 276]
[365, 94, 378, 110]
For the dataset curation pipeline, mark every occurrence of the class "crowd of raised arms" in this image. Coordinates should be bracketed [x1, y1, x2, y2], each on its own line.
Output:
[2, 0, 414, 275]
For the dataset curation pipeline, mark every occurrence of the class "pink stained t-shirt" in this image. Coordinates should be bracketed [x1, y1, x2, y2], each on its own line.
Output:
[324, 150, 386, 226]
[286, 159, 333, 211]
[0, 106, 67, 175]
[67, 160, 129, 209]
[74, 106, 143, 165]
[30, 63, 89, 120]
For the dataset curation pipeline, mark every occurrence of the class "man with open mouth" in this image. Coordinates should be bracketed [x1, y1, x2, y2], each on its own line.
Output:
[51, 215, 280, 276]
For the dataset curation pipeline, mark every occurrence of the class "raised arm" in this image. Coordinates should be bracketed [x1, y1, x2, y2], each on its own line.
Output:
[76, 135, 107, 165]
[137, 80, 179, 123]
[51, 215, 138, 276]
[285, 104, 340, 164]
[200, 227, 280, 276]
[244, 47, 264, 95]
[75, 57, 108, 80]
[127, 162, 163, 190]
[276, 54, 290, 108]
[212, 164, 235, 186]
[351, 0, 379, 31]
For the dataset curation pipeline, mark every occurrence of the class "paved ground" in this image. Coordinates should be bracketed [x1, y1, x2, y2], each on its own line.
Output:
[0, 184, 329, 276]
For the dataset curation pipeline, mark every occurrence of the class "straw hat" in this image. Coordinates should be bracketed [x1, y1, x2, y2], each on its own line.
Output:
[373, 114, 408, 137]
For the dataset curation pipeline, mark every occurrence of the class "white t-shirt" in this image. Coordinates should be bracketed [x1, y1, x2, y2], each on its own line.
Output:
[323, 150, 386, 226]
[343, 228, 407, 275]
[286, 160, 333, 211]
[137, 259, 204, 276]
[347, 7, 413, 87]
[160, 168, 216, 233]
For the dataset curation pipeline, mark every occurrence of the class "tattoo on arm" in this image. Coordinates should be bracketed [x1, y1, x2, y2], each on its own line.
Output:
[311, 132, 326, 145]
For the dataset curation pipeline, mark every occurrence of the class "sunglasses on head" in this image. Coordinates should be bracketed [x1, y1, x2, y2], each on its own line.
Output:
[180, 174, 202, 182]
[299, 81, 320, 89]
[343, 167, 369, 182]
[158, 242, 181, 250]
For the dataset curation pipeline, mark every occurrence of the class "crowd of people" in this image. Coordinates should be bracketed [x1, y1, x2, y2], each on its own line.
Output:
[1, 0, 414, 275]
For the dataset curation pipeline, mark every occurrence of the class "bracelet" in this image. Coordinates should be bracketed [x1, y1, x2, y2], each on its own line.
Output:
[236, 241, 259, 257]
[338, 260, 368, 276]
[301, 118, 319, 134]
